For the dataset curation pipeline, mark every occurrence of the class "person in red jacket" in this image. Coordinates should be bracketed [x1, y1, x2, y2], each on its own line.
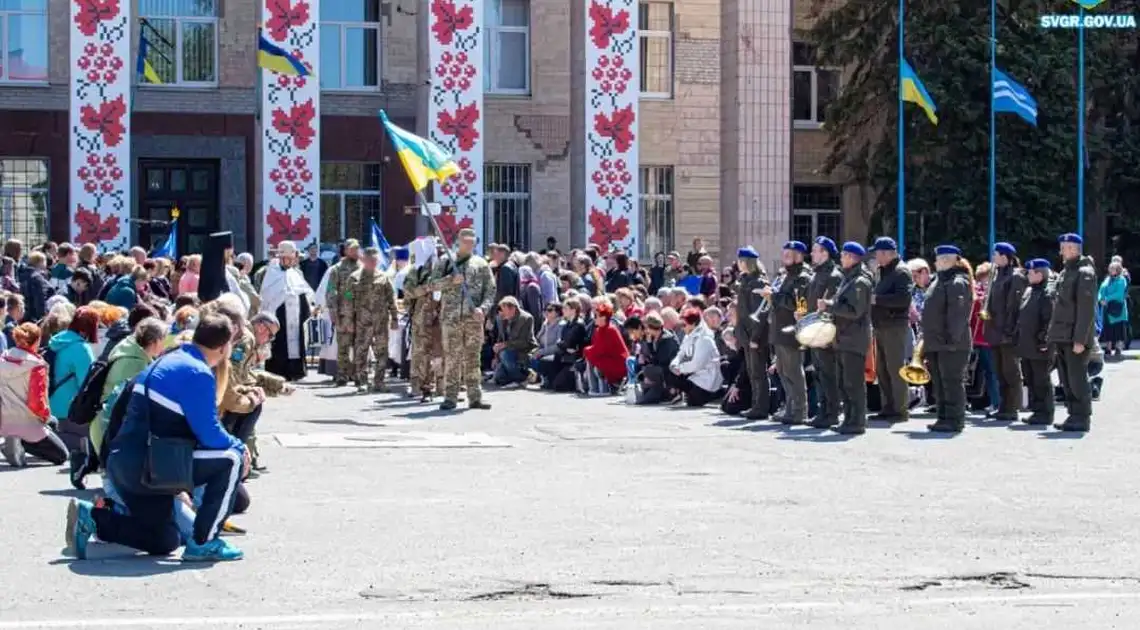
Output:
[581, 302, 629, 396]
[971, 262, 1000, 414]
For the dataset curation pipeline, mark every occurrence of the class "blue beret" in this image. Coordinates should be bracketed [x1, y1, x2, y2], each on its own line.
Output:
[841, 241, 866, 257]
[814, 236, 838, 256]
[1058, 233, 1083, 245]
[1026, 258, 1051, 270]
[934, 244, 961, 257]
[783, 240, 808, 254]
[994, 242, 1016, 256]
[393, 247, 409, 261]
[736, 246, 759, 259]
[870, 237, 897, 252]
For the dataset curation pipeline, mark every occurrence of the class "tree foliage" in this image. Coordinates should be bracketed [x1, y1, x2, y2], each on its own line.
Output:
[808, 0, 1140, 262]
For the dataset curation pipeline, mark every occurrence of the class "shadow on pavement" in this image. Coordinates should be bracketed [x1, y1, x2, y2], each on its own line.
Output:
[1007, 424, 1051, 432]
[710, 417, 760, 428]
[395, 408, 462, 419]
[39, 488, 98, 499]
[50, 554, 210, 577]
[897, 430, 960, 440]
[1038, 431, 1087, 440]
[735, 422, 787, 433]
[315, 391, 368, 399]
[776, 430, 858, 443]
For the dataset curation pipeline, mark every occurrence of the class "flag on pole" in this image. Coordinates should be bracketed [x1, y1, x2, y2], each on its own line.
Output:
[136, 31, 163, 84]
[257, 31, 311, 76]
[378, 110, 460, 192]
[369, 218, 392, 269]
[900, 59, 939, 125]
[151, 207, 179, 258]
[992, 68, 1038, 126]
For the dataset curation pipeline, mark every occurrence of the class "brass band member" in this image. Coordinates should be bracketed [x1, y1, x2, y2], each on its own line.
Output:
[982, 242, 1027, 422]
[762, 240, 812, 425]
[807, 236, 843, 428]
[922, 245, 974, 433]
[734, 247, 770, 420]
[819, 242, 874, 435]
[1016, 258, 1055, 426]
[869, 237, 914, 423]
[1046, 233, 1098, 432]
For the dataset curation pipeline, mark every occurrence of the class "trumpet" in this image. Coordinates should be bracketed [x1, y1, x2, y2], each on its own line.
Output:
[978, 273, 995, 320]
[899, 339, 931, 385]
[750, 275, 783, 322]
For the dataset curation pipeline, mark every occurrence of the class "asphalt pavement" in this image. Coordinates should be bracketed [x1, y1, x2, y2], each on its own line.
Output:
[3, 355, 1140, 629]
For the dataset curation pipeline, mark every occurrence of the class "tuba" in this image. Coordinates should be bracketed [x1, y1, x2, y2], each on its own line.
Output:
[899, 339, 931, 385]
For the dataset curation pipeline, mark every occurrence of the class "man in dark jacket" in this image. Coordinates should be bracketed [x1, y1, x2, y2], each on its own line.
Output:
[491, 244, 519, 302]
[869, 237, 914, 423]
[492, 296, 537, 386]
[820, 242, 874, 434]
[1016, 259, 1056, 426]
[631, 312, 680, 404]
[921, 245, 974, 433]
[75, 243, 104, 305]
[1046, 233, 1098, 432]
[764, 241, 812, 424]
[299, 243, 329, 290]
[982, 241, 1028, 422]
[806, 237, 844, 427]
[22, 251, 54, 322]
[734, 247, 770, 419]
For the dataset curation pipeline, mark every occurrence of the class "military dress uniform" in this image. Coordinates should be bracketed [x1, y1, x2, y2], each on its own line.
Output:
[433, 250, 496, 410]
[921, 246, 974, 433]
[403, 261, 445, 399]
[1015, 259, 1056, 425]
[869, 238, 914, 422]
[806, 237, 844, 426]
[1046, 234, 1098, 431]
[222, 327, 287, 467]
[347, 266, 399, 391]
[769, 242, 813, 425]
[734, 247, 770, 419]
[824, 242, 874, 434]
[326, 256, 360, 384]
[983, 242, 1029, 421]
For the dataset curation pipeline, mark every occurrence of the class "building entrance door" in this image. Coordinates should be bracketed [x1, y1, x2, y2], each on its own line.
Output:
[137, 159, 220, 255]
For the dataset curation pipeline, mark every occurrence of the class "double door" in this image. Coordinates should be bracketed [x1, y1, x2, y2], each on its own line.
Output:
[138, 159, 220, 255]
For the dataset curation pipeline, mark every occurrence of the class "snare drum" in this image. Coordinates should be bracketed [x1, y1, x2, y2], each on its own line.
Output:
[793, 312, 837, 348]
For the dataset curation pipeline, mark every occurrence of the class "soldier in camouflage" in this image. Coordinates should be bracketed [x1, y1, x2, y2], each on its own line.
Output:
[326, 239, 360, 385]
[347, 246, 399, 392]
[432, 228, 495, 411]
[223, 311, 294, 472]
[403, 246, 445, 401]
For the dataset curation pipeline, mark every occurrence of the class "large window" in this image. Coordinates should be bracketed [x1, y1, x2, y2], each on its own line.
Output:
[484, 163, 531, 250]
[0, 0, 47, 83]
[0, 159, 49, 247]
[792, 184, 842, 245]
[639, 166, 674, 260]
[638, 1, 672, 98]
[320, 1, 381, 91]
[319, 162, 382, 243]
[793, 42, 839, 127]
[484, 0, 529, 95]
[138, 0, 218, 85]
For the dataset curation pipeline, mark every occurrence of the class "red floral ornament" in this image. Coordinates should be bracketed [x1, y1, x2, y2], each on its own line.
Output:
[74, 0, 120, 38]
[588, 1, 631, 49]
[266, 207, 311, 246]
[265, 0, 310, 42]
[435, 213, 474, 247]
[593, 104, 636, 153]
[588, 207, 630, 247]
[431, 0, 474, 46]
[437, 103, 480, 152]
[74, 204, 121, 244]
[79, 95, 127, 148]
[271, 100, 317, 150]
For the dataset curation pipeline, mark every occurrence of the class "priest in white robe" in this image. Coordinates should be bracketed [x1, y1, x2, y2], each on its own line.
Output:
[259, 240, 315, 381]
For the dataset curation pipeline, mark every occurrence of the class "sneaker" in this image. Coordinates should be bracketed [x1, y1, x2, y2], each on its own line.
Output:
[65, 499, 96, 560]
[221, 520, 248, 536]
[526, 369, 539, 385]
[439, 399, 458, 411]
[2, 438, 26, 468]
[183, 537, 244, 562]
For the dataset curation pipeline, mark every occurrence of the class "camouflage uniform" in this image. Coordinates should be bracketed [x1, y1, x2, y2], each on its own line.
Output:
[432, 252, 496, 406]
[326, 258, 360, 382]
[347, 266, 398, 389]
[403, 262, 445, 395]
[222, 327, 287, 465]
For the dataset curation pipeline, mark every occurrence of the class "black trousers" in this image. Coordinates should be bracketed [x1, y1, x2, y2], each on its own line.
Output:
[678, 377, 719, 407]
[91, 492, 182, 556]
[992, 345, 1022, 416]
[838, 351, 867, 427]
[875, 326, 909, 416]
[23, 430, 69, 465]
[1054, 344, 1092, 422]
[223, 406, 262, 444]
[813, 348, 841, 421]
[928, 350, 970, 427]
[744, 343, 770, 413]
[1021, 358, 1054, 419]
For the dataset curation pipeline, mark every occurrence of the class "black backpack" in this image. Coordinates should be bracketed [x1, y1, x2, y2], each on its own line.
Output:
[66, 356, 120, 426]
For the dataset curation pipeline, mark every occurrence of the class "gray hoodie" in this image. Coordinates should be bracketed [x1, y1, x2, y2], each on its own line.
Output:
[535, 318, 565, 359]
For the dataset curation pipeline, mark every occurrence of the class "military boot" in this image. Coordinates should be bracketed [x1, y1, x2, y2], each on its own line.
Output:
[832, 422, 865, 435]
[1053, 417, 1090, 432]
[808, 415, 838, 429]
[927, 419, 963, 433]
[1022, 413, 1053, 426]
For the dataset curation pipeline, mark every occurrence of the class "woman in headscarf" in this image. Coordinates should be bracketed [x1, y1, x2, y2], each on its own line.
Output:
[518, 266, 546, 334]
[258, 241, 315, 380]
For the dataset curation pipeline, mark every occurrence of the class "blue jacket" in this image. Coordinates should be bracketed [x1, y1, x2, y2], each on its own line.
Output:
[47, 330, 94, 418]
[105, 275, 138, 309]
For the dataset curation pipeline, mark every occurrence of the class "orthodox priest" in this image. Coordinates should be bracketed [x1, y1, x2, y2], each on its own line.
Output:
[259, 240, 315, 380]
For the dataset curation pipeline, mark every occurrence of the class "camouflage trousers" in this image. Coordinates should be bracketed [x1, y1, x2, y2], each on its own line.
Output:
[410, 319, 444, 393]
[441, 317, 483, 403]
[335, 325, 355, 382]
[352, 324, 389, 387]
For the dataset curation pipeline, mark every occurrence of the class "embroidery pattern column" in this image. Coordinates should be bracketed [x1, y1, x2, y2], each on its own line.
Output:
[261, 0, 320, 253]
[585, 0, 639, 253]
[428, 0, 484, 249]
[70, 0, 131, 250]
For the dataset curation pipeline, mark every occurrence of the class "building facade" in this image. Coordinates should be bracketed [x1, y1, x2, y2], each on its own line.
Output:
[0, 0, 868, 264]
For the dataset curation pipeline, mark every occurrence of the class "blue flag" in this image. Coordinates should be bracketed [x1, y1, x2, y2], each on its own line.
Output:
[152, 221, 177, 259]
[992, 68, 1038, 126]
[369, 218, 391, 269]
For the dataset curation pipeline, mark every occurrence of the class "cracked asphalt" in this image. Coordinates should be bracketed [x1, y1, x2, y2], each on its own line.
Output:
[4, 355, 1140, 628]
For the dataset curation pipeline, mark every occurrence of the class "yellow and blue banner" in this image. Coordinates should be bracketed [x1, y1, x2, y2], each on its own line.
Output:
[900, 59, 938, 125]
[136, 31, 162, 84]
[257, 32, 311, 77]
[378, 110, 460, 192]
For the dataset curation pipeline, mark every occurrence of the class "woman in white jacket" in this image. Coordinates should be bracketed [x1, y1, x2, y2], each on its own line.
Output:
[668, 308, 724, 406]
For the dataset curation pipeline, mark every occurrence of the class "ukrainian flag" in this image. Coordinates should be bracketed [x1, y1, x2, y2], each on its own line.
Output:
[136, 32, 162, 84]
[257, 31, 310, 76]
[378, 110, 460, 192]
[900, 59, 938, 125]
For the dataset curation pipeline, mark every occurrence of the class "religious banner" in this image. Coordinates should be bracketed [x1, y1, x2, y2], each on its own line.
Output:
[70, 0, 132, 250]
[428, 0, 484, 249]
[584, 0, 639, 254]
[261, 0, 320, 254]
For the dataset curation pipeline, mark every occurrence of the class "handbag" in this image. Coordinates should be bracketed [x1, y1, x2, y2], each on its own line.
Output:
[1106, 300, 1124, 318]
[137, 356, 196, 494]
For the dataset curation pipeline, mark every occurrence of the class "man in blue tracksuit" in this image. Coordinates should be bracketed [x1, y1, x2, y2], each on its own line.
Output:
[65, 314, 250, 562]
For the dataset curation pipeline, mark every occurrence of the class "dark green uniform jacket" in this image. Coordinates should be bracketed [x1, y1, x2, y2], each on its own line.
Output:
[1015, 279, 1055, 361]
[871, 257, 914, 329]
[768, 263, 812, 346]
[829, 264, 873, 355]
[920, 266, 973, 352]
[982, 266, 1028, 347]
[1046, 255, 1098, 346]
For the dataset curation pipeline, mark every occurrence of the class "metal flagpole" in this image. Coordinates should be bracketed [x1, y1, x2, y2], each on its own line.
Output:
[1076, 8, 1086, 238]
[988, 0, 997, 254]
[897, 0, 905, 255]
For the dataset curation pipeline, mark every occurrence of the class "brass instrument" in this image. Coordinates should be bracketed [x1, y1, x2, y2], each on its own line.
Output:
[978, 272, 995, 320]
[899, 339, 931, 385]
[750, 274, 783, 323]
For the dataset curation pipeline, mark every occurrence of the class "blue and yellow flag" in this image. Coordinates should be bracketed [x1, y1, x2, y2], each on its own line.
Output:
[136, 32, 162, 84]
[1070, 0, 1107, 8]
[900, 59, 938, 125]
[257, 32, 311, 77]
[378, 110, 460, 192]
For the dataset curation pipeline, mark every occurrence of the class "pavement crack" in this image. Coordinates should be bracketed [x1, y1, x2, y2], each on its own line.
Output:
[1024, 572, 1140, 583]
[900, 572, 1031, 591]
[466, 583, 600, 601]
[591, 579, 667, 587]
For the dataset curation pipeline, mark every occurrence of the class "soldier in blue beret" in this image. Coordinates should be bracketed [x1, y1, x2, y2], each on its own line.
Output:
[761, 240, 812, 424]
[817, 241, 874, 434]
[983, 241, 1026, 422]
[806, 236, 843, 427]
[1016, 258, 1056, 426]
[734, 245, 771, 419]
[922, 244, 973, 433]
[1047, 232, 1097, 432]
[868, 236, 913, 424]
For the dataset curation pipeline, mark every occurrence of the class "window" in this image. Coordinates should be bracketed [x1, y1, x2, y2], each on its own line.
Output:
[0, 159, 49, 247]
[320, 1, 381, 91]
[319, 162, 382, 243]
[792, 185, 841, 245]
[793, 42, 839, 127]
[639, 166, 674, 260]
[484, 164, 530, 250]
[0, 0, 47, 82]
[484, 0, 529, 94]
[138, 0, 218, 85]
[638, 2, 673, 98]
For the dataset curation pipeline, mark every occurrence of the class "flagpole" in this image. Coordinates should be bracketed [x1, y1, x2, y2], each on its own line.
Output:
[988, 0, 996, 254]
[897, 0, 905, 255]
[1077, 8, 1086, 239]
